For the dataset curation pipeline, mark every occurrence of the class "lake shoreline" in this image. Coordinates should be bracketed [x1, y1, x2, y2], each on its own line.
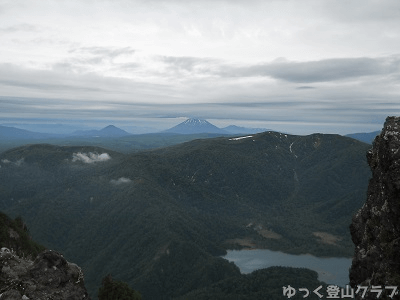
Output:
[226, 247, 354, 259]
[222, 249, 352, 287]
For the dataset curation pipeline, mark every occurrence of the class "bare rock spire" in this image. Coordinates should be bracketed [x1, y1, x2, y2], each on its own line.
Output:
[350, 116, 400, 299]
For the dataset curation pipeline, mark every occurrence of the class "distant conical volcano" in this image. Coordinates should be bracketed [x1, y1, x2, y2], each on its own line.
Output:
[72, 125, 130, 137]
[164, 118, 228, 134]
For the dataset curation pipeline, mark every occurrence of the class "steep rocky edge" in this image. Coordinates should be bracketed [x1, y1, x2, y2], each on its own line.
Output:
[350, 116, 400, 299]
[0, 212, 90, 300]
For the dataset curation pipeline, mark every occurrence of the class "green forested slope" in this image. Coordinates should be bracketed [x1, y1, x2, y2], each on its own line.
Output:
[175, 267, 328, 300]
[0, 131, 371, 298]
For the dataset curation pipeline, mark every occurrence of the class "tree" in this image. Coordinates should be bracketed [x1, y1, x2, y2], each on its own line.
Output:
[98, 274, 142, 300]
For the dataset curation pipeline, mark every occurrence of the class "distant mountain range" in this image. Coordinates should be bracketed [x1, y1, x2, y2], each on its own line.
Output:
[0, 123, 89, 134]
[1, 119, 383, 141]
[345, 131, 380, 144]
[1, 120, 268, 140]
[0, 124, 131, 140]
[164, 118, 268, 135]
[0, 125, 61, 140]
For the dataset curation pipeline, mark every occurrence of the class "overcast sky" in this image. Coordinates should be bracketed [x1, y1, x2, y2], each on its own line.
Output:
[1, 0, 400, 134]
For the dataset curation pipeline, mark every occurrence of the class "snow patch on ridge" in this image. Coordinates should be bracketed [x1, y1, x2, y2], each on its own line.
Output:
[229, 135, 253, 141]
[110, 177, 132, 185]
[289, 142, 298, 158]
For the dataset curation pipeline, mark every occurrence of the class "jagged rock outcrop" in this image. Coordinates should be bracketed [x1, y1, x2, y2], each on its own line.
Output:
[350, 116, 400, 299]
[0, 248, 90, 300]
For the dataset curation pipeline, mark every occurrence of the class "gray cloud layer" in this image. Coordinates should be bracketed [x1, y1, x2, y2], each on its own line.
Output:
[1, 52, 399, 135]
[158, 55, 400, 83]
[1, 0, 400, 134]
[0, 23, 38, 33]
[238, 57, 400, 83]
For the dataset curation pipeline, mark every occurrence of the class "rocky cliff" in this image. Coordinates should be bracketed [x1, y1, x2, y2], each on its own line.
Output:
[350, 116, 400, 299]
[0, 212, 90, 300]
[0, 248, 90, 300]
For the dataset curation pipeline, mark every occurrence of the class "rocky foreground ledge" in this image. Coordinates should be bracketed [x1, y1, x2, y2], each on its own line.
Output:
[350, 116, 400, 299]
[0, 248, 89, 300]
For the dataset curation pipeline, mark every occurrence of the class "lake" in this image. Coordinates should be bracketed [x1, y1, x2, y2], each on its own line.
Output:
[223, 249, 352, 287]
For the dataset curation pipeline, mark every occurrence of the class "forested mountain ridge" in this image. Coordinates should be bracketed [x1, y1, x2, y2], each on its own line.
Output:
[155, 131, 370, 242]
[0, 131, 371, 298]
[0, 131, 232, 155]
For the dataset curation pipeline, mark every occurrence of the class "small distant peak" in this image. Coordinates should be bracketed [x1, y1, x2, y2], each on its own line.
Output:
[99, 125, 130, 136]
[101, 125, 121, 131]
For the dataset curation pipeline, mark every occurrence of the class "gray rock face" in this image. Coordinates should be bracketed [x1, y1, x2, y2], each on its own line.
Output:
[0, 249, 90, 300]
[350, 116, 400, 299]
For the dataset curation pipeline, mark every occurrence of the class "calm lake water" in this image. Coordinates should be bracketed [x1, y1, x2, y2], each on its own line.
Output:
[223, 249, 352, 287]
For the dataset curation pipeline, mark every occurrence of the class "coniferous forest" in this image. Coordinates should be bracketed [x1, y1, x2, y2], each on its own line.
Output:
[0, 131, 371, 298]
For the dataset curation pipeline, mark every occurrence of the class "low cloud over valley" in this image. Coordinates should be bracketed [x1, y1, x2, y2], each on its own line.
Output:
[72, 152, 111, 164]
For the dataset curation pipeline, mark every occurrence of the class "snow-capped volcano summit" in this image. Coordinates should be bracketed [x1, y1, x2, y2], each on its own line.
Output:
[164, 118, 228, 134]
[182, 119, 209, 126]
